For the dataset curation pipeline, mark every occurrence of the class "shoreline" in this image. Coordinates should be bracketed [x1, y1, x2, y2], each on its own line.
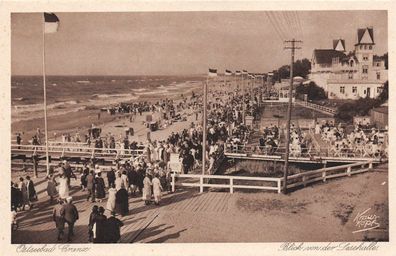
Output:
[12, 83, 202, 143]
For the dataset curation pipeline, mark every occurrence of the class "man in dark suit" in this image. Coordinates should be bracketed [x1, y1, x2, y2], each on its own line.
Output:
[86, 170, 96, 202]
[60, 197, 79, 242]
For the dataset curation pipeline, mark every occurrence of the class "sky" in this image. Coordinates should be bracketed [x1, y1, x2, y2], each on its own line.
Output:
[11, 11, 387, 76]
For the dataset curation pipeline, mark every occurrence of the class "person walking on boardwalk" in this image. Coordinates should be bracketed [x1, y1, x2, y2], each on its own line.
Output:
[106, 183, 117, 213]
[142, 174, 152, 205]
[88, 205, 98, 242]
[80, 165, 89, 191]
[52, 199, 65, 241]
[95, 172, 106, 202]
[86, 170, 96, 202]
[60, 196, 79, 242]
[26, 176, 37, 208]
[115, 187, 129, 216]
[46, 175, 58, 204]
[93, 206, 107, 243]
[107, 168, 116, 188]
[152, 174, 163, 205]
[105, 212, 124, 243]
[18, 177, 30, 211]
[58, 174, 70, 200]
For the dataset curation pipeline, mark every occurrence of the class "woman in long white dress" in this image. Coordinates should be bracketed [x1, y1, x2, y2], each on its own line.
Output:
[152, 174, 163, 205]
[106, 184, 117, 213]
[58, 174, 69, 200]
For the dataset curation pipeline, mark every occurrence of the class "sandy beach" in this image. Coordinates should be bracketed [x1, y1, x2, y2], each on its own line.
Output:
[11, 80, 203, 144]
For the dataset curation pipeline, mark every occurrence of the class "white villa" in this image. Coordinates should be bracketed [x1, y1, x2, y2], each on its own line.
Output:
[309, 27, 388, 99]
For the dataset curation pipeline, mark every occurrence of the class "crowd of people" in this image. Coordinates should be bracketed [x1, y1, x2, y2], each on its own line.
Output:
[315, 120, 388, 158]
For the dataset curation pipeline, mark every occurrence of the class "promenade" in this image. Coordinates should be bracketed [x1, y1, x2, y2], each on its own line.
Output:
[12, 165, 388, 243]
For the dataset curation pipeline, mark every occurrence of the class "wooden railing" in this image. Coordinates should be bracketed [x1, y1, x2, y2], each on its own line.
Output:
[285, 161, 373, 189]
[11, 144, 144, 159]
[171, 173, 282, 193]
[296, 100, 336, 115]
[224, 144, 385, 160]
[171, 161, 373, 194]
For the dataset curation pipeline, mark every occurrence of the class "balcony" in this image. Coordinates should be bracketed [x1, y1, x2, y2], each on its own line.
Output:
[327, 79, 385, 84]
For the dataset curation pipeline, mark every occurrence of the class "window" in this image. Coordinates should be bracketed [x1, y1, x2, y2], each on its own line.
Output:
[369, 45, 372, 50]
[364, 45, 367, 50]
[349, 60, 354, 67]
[376, 62, 381, 67]
[348, 72, 353, 79]
[352, 86, 357, 93]
[377, 72, 381, 80]
[363, 55, 369, 61]
[340, 86, 345, 94]
[360, 45, 363, 50]
[362, 65, 368, 74]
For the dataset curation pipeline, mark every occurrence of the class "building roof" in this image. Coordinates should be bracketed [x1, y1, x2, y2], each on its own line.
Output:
[371, 106, 388, 114]
[313, 49, 347, 64]
[333, 39, 345, 51]
[357, 27, 374, 45]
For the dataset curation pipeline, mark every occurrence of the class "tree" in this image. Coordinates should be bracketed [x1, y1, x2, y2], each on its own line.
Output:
[295, 81, 326, 101]
[293, 58, 311, 78]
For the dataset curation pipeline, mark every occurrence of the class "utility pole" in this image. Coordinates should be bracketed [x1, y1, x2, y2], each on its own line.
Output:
[282, 38, 302, 194]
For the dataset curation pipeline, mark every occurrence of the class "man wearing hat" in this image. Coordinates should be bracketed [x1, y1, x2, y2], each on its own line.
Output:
[60, 196, 79, 242]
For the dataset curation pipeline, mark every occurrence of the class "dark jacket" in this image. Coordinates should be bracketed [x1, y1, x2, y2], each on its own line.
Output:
[106, 216, 124, 242]
[60, 203, 79, 223]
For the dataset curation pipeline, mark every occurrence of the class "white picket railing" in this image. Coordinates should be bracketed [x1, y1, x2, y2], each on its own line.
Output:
[170, 161, 373, 194]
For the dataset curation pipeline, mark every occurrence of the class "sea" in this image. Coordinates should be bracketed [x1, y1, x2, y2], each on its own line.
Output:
[11, 75, 205, 123]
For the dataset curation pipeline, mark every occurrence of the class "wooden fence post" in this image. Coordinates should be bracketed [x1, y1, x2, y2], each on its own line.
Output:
[302, 176, 307, 187]
[322, 170, 326, 182]
[230, 178, 234, 194]
[199, 176, 204, 193]
[171, 173, 175, 193]
[369, 162, 373, 170]
[33, 155, 38, 178]
[277, 179, 281, 193]
[347, 166, 351, 176]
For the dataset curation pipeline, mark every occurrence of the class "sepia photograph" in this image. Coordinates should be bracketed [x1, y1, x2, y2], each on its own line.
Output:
[4, 3, 392, 253]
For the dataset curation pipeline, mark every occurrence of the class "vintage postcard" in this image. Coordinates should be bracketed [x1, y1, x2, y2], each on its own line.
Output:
[0, 0, 395, 255]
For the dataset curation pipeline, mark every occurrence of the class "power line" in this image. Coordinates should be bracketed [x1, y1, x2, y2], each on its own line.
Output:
[266, 12, 286, 42]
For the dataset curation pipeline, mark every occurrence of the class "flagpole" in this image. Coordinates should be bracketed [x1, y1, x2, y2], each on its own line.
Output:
[242, 73, 245, 125]
[42, 15, 50, 176]
[202, 77, 208, 176]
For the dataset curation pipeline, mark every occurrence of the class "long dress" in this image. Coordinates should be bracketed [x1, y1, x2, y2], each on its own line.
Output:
[142, 177, 152, 201]
[152, 177, 163, 203]
[58, 177, 69, 199]
[18, 182, 28, 206]
[106, 187, 117, 213]
[95, 177, 106, 199]
[115, 188, 129, 216]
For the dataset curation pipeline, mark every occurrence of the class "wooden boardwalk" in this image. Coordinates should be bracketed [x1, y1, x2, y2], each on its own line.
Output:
[11, 176, 233, 244]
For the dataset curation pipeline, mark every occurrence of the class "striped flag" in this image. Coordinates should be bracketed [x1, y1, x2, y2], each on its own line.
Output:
[208, 68, 217, 77]
[44, 13, 59, 33]
[235, 70, 241, 76]
[225, 70, 232, 76]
